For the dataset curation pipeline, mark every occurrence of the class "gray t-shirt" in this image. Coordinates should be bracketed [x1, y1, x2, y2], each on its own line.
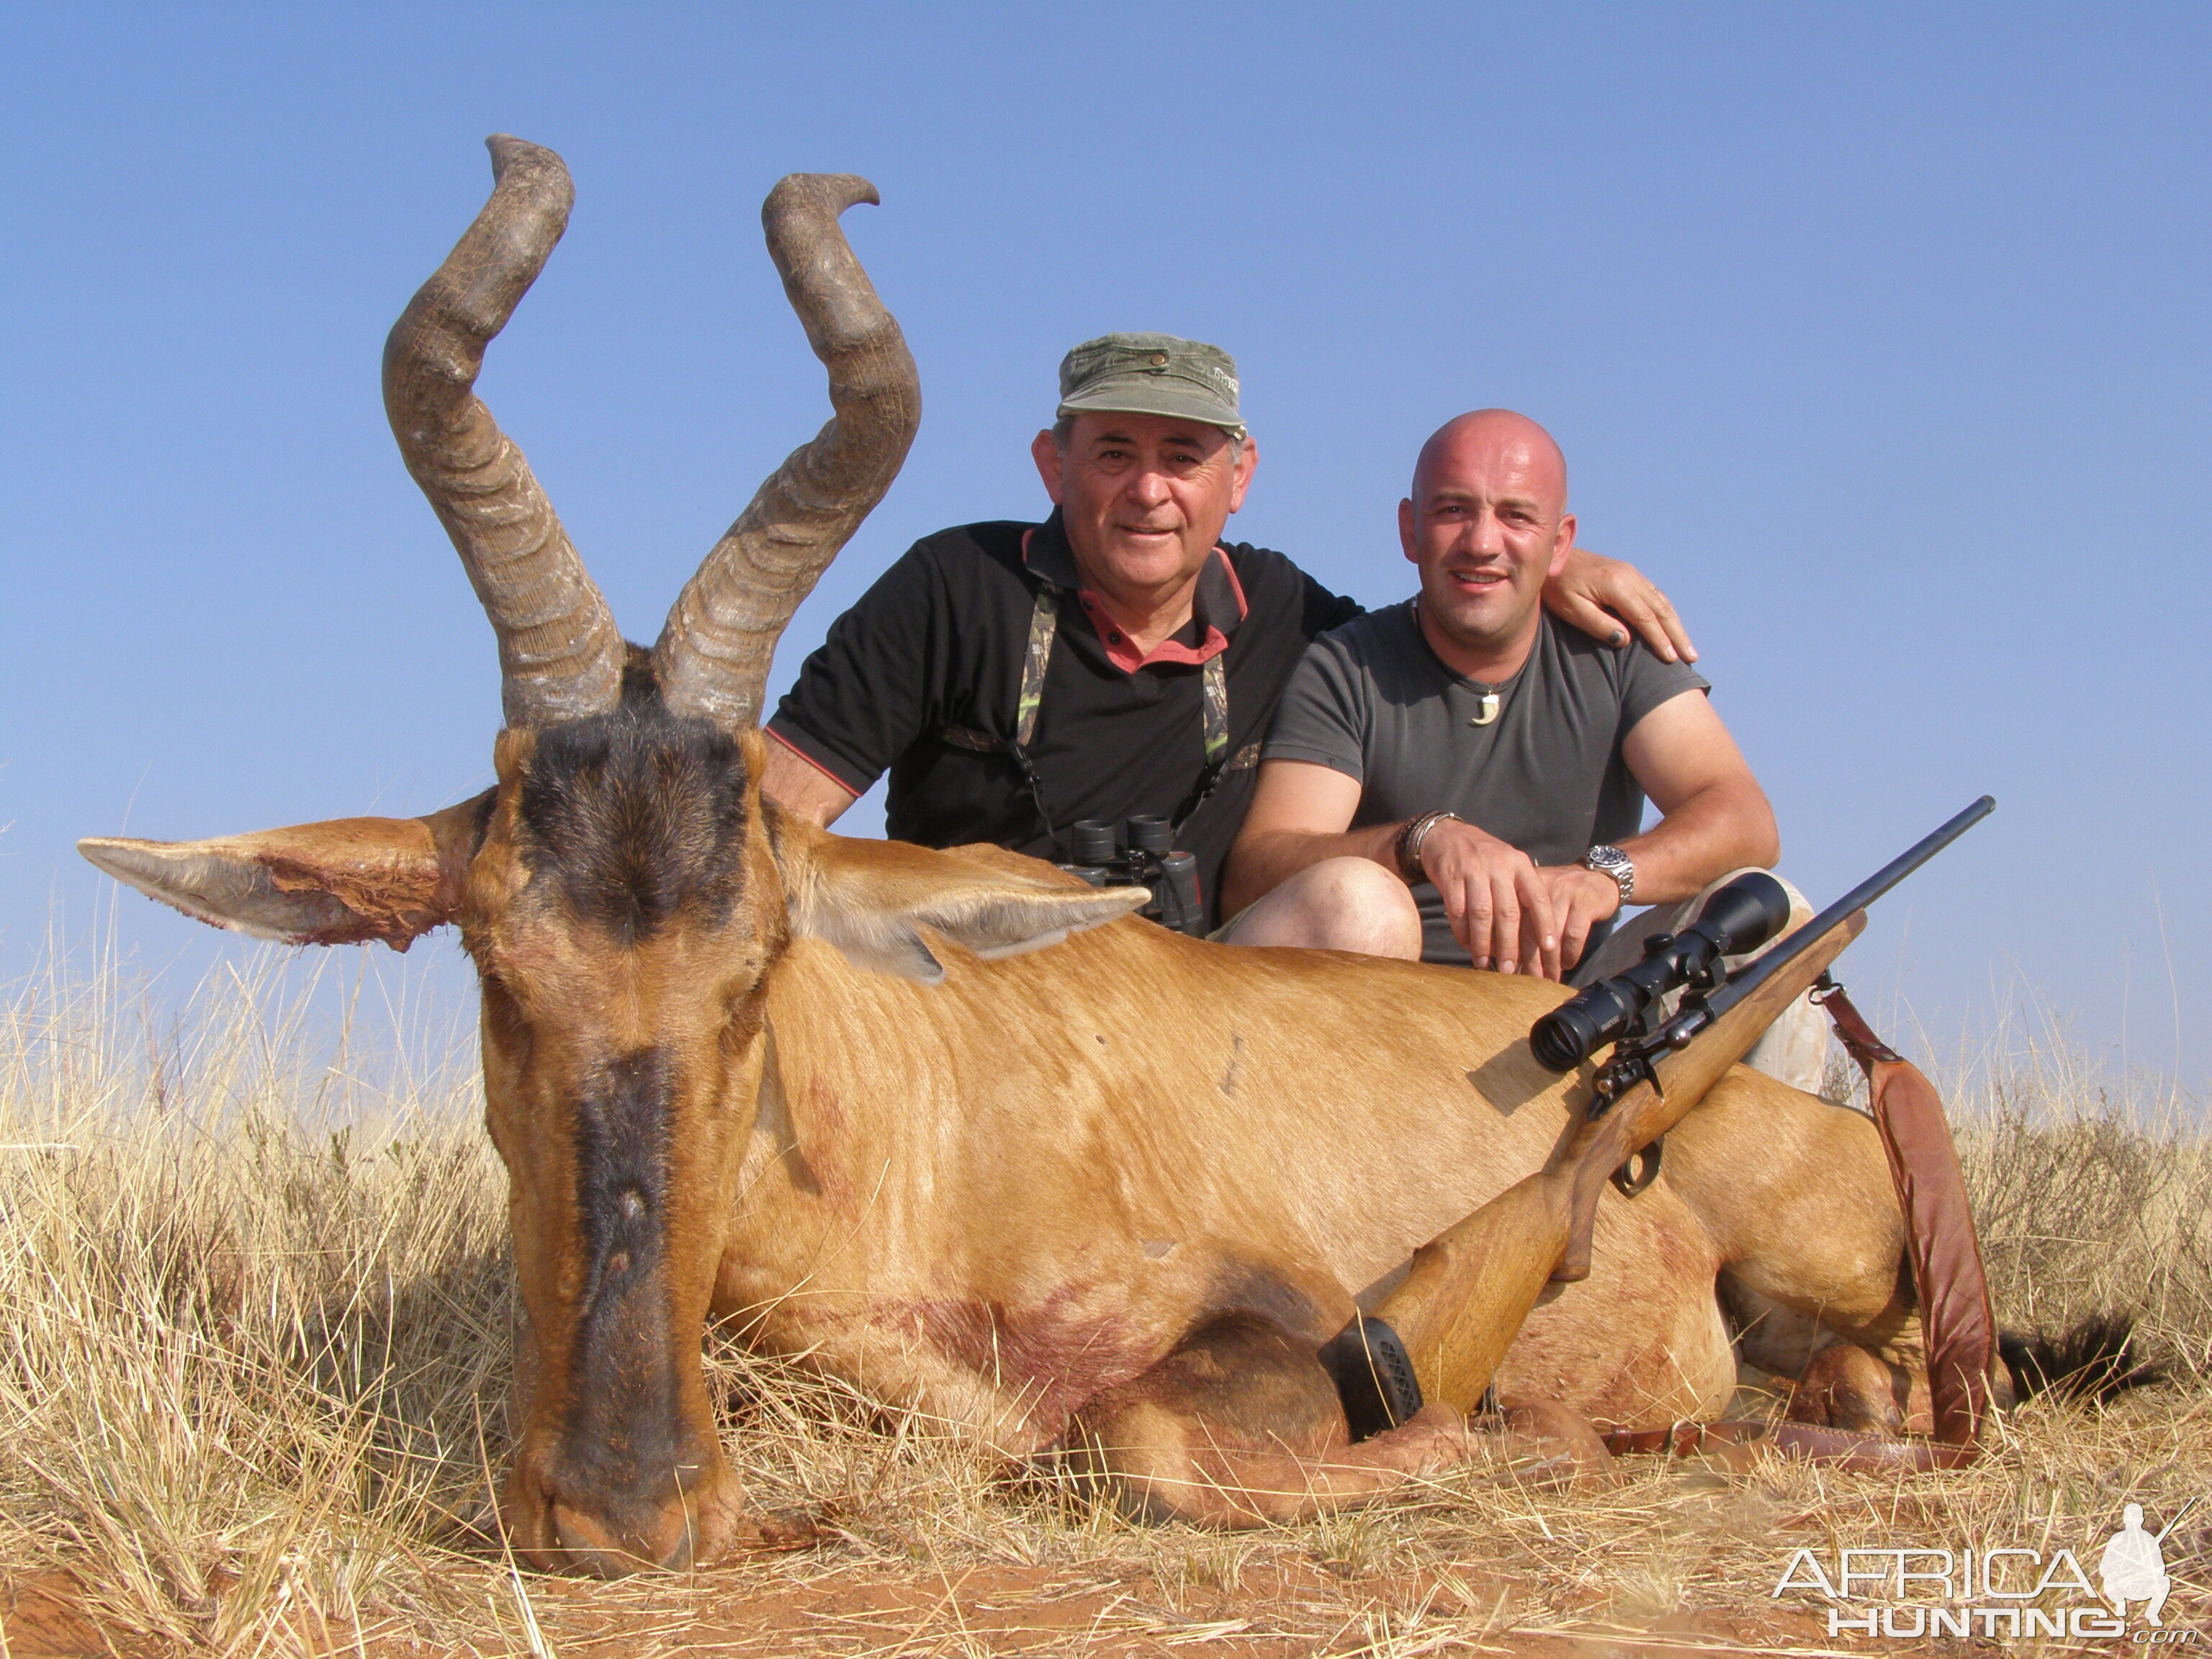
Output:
[1262, 601, 1710, 964]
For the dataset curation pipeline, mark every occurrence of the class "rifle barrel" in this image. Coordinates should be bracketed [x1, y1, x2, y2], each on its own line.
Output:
[1700, 796, 1995, 1025]
[2156, 1495, 2199, 1545]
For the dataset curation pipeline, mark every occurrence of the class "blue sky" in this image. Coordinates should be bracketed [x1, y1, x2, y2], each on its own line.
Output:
[3, 4, 2206, 1086]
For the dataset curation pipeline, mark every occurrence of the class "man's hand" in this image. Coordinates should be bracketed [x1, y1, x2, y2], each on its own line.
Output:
[1544, 548, 1698, 664]
[1534, 864, 1626, 979]
[1418, 821, 1622, 979]
[1421, 819, 1622, 979]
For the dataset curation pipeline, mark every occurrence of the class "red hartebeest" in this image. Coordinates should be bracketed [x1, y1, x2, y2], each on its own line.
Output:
[84, 139, 1940, 1575]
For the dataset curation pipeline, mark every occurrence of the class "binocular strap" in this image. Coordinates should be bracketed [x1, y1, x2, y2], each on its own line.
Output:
[939, 575, 1237, 845]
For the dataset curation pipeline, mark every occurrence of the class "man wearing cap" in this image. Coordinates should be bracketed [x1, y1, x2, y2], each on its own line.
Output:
[760, 338, 1691, 928]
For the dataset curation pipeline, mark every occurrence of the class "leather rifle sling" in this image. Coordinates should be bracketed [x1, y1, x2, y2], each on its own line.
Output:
[1817, 981, 1995, 1450]
[1599, 1419, 1979, 1473]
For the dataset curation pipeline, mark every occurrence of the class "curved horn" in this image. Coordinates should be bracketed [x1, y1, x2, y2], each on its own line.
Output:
[385, 135, 624, 729]
[654, 174, 921, 728]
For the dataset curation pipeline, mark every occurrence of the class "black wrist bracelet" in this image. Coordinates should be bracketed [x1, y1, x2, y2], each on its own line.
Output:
[1395, 811, 1462, 881]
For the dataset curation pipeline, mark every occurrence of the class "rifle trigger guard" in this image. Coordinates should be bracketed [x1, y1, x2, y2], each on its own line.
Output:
[1612, 1137, 1663, 1199]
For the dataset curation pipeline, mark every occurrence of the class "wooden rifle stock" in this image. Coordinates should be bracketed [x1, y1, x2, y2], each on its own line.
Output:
[1367, 801, 1992, 1421]
[1546, 908, 1866, 1282]
[1374, 909, 1863, 1412]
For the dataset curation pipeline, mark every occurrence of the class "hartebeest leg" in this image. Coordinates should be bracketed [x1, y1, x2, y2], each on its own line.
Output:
[1786, 1338, 1927, 1434]
[1066, 1313, 1472, 1526]
[1064, 1312, 1607, 1527]
[1663, 1069, 1954, 1430]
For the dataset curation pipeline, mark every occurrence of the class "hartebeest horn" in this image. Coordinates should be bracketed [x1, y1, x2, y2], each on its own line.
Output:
[385, 135, 624, 730]
[654, 174, 920, 728]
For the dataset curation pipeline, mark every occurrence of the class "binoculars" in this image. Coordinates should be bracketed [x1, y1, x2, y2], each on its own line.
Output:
[1058, 816, 1207, 936]
[1529, 871, 1794, 1073]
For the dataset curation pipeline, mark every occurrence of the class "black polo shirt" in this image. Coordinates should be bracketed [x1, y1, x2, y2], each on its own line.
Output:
[768, 509, 1360, 924]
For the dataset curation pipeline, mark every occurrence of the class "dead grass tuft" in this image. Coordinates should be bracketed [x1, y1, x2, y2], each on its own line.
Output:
[1, 958, 2206, 1655]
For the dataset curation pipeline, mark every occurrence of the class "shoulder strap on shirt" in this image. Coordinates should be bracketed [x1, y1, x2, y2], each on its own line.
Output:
[935, 556, 1238, 842]
[1015, 583, 1061, 748]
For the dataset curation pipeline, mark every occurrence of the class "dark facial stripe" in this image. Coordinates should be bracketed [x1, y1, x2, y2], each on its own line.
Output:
[559, 1046, 693, 1496]
[574, 1046, 672, 1321]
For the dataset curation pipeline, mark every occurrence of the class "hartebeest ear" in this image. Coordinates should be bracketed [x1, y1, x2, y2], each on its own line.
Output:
[770, 814, 1151, 984]
[79, 791, 494, 952]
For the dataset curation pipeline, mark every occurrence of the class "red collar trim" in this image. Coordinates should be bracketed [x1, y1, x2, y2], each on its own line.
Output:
[1079, 590, 1228, 670]
[1022, 523, 1247, 675]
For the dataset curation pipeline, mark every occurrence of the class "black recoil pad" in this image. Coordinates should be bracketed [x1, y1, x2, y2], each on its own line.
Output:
[1317, 1315, 1425, 1442]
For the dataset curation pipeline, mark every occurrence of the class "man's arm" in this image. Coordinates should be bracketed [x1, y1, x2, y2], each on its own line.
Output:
[762, 733, 861, 827]
[759, 541, 948, 827]
[1225, 761, 1581, 978]
[1544, 549, 1699, 664]
[1464, 688, 1777, 978]
[1608, 688, 1779, 900]
[1220, 760, 1391, 917]
[1226, 691, 1778, 981]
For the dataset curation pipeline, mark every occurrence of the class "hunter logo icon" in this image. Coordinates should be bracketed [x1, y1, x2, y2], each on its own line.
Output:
[2102, 1499, 2193, 1627]
[1771, 1499, 2206, 1641]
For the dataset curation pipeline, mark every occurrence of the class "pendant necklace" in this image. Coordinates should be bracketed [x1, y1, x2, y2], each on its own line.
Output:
[1414, 595, 1505, 725]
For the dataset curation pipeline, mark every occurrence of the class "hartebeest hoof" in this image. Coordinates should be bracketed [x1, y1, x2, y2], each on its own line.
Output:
[1787, 1341, 1908, 1434]
[1494, 1398, 1614, 1489]
[1352, 1402, 1480, 1472]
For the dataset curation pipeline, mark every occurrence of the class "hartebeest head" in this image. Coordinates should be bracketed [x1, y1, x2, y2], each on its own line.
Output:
[80, 138, 1146, 1574]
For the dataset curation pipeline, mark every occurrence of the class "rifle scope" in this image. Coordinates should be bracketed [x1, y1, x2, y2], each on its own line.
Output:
[1528, 871, 1794, 1074]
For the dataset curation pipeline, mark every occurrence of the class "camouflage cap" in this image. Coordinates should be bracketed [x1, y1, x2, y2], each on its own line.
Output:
[1056, 332, 1246, 440]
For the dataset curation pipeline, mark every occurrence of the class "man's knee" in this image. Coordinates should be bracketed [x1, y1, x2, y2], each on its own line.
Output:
[1223, 857, 1421, 956]
[1743, 989, 1830, 1094]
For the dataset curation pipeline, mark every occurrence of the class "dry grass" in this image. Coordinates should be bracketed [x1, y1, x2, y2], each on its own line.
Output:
[1, 955, 2206, 1656]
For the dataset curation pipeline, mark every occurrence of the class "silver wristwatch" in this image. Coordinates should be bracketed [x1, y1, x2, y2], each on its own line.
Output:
[1581, 844, 1635, 906]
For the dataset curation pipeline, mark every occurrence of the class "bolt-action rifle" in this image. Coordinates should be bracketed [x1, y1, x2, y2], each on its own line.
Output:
[1539, 793, 1997, 1278]
[1321, 797, 1995, 1437]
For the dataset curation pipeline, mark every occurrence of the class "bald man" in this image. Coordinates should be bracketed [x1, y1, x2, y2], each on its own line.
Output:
[1219, 409, 1781, 989]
